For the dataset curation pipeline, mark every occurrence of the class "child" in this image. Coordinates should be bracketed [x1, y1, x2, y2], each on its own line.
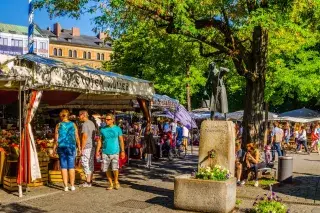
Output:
[264, 142, 272, 164]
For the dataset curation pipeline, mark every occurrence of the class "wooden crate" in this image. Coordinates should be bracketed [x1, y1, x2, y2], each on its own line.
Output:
[0, 151, 5, 184]
[3, 176, 18, 191]
[49, 170, 63, 183]
[75, 168, 86, 181]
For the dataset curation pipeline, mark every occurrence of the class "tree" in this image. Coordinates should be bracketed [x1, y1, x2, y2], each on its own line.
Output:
[35, 0, 320, 146]
[102, 23, 208, 107]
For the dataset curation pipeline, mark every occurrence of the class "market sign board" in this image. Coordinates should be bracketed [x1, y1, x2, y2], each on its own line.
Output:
[1, 54, 154, 99]
[0, 45, 23, 56]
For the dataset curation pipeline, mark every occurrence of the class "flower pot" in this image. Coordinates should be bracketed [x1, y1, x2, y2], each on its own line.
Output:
[174, 174, 236, 213]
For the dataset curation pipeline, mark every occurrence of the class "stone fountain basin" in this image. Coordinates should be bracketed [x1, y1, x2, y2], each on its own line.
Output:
[174, 174, 236, 213]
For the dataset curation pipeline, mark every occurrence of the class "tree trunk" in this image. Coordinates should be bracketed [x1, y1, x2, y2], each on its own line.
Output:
[242, 26, 268, 149]
[186, 62, 191, 112]
[263, 102, 269, 147]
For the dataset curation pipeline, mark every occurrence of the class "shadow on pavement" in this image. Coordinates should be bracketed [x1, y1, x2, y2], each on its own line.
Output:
[272, 175, 320, 201]
[145, 196, 173, 208]
[0, 203, 46, 213]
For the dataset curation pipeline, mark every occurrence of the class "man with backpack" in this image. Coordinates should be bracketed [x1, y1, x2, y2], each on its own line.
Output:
[271, 122, 283, 161]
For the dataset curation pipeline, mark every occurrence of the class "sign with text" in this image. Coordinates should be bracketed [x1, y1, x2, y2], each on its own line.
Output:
[0, 45, 23, 56]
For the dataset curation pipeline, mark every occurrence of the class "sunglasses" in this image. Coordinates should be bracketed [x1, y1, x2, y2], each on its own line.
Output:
[105, 118, 112, 121]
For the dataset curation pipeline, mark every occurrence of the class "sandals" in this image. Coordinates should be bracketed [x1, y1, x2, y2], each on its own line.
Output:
[106, 185, 113, 190]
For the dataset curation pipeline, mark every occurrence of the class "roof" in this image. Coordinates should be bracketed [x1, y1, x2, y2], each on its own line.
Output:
[278, 107, 320, 118]
[0, 23, 43, 37]
[18, 54, 150, 83]
[41, 29, 112, 49]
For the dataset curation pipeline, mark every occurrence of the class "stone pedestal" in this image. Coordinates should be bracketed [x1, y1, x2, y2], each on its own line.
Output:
[174, 174, 236, 213]
[198, 120, 235, 175]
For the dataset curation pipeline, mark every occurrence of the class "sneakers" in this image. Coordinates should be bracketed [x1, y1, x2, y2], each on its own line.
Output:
[64, 187, 69, 192]
[240, 180, 246, 186]
[81, 182, 92, 187]
[254, 181, 259, 187]
[70, 186, 76, 191]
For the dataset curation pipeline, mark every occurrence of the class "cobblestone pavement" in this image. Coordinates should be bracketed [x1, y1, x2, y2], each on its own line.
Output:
[0, 148, 320, 213]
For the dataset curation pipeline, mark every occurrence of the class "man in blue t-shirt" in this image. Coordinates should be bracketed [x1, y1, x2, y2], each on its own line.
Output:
[96, 113, 125, 190]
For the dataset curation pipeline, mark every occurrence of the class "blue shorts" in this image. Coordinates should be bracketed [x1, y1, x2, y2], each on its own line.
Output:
[58, 147, 76, 169]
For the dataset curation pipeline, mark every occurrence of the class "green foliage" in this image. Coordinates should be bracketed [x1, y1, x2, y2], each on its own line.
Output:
[253, 201, 287, 213]
[248, 178, 278, 187]
[33, 0, 320, 110]
[236, 199, 242, 206]
[103, 23, 208, 104]
[195, 165, 231, 181]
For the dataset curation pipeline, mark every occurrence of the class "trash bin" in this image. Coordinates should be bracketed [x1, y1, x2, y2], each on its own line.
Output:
[278, 156, 293, 183]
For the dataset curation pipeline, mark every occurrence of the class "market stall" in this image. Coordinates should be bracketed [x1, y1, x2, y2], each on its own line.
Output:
[0, 53, 155, 195]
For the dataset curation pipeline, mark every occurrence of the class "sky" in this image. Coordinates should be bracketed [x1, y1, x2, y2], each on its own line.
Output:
[0, 0, 96, 36]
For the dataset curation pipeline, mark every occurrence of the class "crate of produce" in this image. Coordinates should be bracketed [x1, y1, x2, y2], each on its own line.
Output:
[3, 176, 18, 191]
[75, 168, 86, 182]
[49, 170, 63, 183]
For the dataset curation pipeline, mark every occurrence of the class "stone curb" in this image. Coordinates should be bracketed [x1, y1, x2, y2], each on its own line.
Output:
[237, 195, 320, 206]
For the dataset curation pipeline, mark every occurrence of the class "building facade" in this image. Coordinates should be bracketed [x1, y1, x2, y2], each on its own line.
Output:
[41, 23, 112, 68]
[0, 23, 49, 57]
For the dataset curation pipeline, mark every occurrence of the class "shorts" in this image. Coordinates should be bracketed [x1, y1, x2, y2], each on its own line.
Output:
[102, 154, 119, 172]
[58, 146, 76, 169]
[81, 148, 95, 175]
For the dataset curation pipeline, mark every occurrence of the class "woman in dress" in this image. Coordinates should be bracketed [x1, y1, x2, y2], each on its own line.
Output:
[144, 123, 156, 168]
[53, 109, 81, 191]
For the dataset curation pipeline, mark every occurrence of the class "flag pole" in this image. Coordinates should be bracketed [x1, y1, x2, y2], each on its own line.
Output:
[28, 0, 34, 54]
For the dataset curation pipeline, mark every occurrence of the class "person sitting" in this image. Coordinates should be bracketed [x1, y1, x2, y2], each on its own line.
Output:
[241, 143, 266, 187]
[235, 142, 243, 186]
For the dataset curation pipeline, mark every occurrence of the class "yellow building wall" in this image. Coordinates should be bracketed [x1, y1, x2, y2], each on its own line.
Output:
[49, 43, 112, 68]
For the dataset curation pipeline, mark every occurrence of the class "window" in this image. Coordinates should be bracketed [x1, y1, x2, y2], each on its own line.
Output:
[0, 37, 8, 46]
[53, 48, 57, 56]
[58, 49, 62, 56]
[34, 41, 37, 49]
[83, 51, 87, 59]
[73, 50, 77, 58]
[97, 53, 100, 60]
[40, 42, 47, 50]
[88, 52, 91, 59]
[69, 50, 72, 57]
[12, 39, 23, 47]
[101, 53, 104, 61]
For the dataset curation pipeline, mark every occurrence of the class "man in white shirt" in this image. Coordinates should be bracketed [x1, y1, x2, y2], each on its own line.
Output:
[271, 122, 283, 161]
[182, 124, 189, 150]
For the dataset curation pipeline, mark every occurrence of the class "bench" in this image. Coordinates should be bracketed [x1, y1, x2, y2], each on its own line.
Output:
[248, 167, 277, 180]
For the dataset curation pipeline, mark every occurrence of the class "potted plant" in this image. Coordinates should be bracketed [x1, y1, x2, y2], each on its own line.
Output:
[251, 185, 289, 213]
[174, 164, 236, 213]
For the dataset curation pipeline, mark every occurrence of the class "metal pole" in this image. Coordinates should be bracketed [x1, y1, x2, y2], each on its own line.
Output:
[28, 0, 34, 54]
[23, 90, 27, 194]
[18, 82, 23, 197]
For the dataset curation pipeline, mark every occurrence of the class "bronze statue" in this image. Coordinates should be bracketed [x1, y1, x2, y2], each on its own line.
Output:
[204, 62, 229, 119]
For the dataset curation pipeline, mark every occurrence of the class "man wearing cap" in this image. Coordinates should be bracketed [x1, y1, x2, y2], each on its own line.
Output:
[96, 113, 125, 190]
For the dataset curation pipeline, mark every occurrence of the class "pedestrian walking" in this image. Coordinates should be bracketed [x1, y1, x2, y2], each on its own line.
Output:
[53, 109, 81, 191]
[296, 125, 310, 154]
[311, 123, 320, 152]
[144, 123, 156, 168]
[79, 110, 97, 187]
[96, 113, 125, 190]
[272, 121, 283, 161]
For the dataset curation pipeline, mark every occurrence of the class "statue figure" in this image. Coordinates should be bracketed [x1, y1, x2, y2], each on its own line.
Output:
[204, 62, 229, 119]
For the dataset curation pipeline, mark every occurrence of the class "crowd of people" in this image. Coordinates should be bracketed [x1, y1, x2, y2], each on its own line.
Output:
[234, 121, 320, 187]
[52, 109, 193, 191]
